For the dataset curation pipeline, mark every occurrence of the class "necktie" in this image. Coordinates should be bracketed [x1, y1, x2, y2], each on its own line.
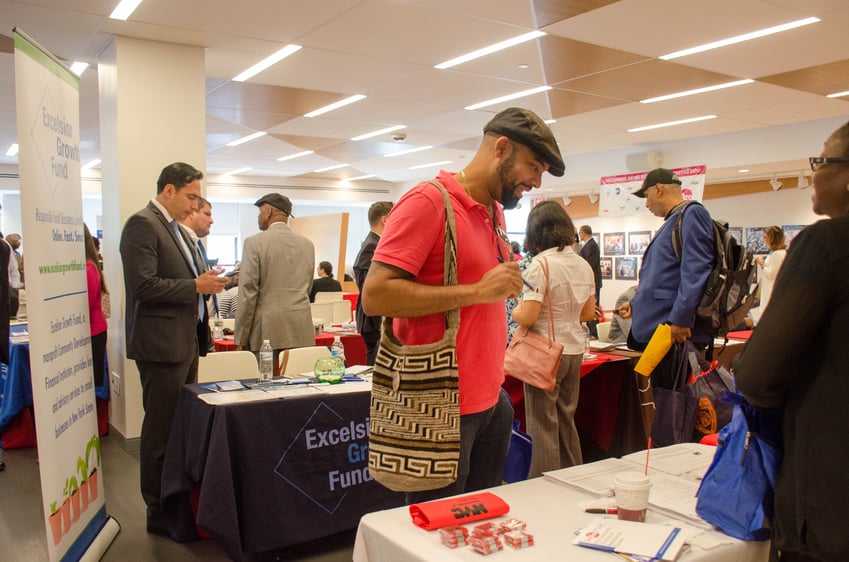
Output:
[197, 240, 219, 317]
[171, 220, 205, 319]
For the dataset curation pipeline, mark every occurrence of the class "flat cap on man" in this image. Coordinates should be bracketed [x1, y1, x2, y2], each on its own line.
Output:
[633, 168, 682, 198]
[484, 107, 565, 177]
[254, 193, 293, 216]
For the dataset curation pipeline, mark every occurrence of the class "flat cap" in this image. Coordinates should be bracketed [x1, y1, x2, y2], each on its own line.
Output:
[254, 193, 293, 216]
[633, 168, 682, 198]
[484, 107, 564, 177]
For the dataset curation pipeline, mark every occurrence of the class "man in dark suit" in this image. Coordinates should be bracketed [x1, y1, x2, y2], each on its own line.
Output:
[0, 232, 10, 471]
[578, 225, 602, 337]
[353, 201, 393, 365]
[120, 162, 228, 535]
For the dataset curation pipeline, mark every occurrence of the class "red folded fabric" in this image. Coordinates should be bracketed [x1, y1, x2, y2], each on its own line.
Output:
[409, 492, 510, 530]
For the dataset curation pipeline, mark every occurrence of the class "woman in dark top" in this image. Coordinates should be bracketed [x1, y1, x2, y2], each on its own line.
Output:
[734, 120, 849, 562]
[309, 260, 342, 302]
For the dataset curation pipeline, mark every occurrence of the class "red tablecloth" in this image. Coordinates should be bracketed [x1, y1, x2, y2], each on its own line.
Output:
[215, 331, 368, 367]
[1, 398, 109, 449]
[726, 330, 752, 341]
[342, 292, 359, 314]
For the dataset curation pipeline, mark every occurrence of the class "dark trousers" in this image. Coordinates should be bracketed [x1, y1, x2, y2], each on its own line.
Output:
[406, 390, 514, 504]
[137, 354, 198, 512]
[362, 331, 380, 366]
[91, 331, 107, 387]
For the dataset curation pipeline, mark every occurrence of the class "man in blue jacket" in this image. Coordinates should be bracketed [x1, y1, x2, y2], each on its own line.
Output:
[622, 169, 715, 363]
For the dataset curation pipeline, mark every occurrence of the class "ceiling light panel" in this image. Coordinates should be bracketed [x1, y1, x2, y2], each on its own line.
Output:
[435, 31, 545, 69]
[305, 95, 366, 118]
[351, 125, 406, 141]
[226, 131, 267, 147]
[641, 80, 754, 104]
[628, 115, 717, 133]
[233, 45, 302, 82]
[110, 0, 143, 20]
[465, 85, 552, 111]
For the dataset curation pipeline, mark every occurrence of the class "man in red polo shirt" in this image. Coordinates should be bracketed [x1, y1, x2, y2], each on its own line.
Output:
[362, 107, 565, 502]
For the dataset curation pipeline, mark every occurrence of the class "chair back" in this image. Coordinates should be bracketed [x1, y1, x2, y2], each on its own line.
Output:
[198, 351, 259, 383]
[279, 346, 332, 377]
[209, 317, 236, 331]
[596, 321, 612, 343]
[310, 302, 334, 325]
[314, 291, 344, 303]
[331, 300, 352, 323]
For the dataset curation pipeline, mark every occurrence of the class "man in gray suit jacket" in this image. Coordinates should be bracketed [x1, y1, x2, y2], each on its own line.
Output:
[236, 193, 315, 368]
[120, 162, 228, 536]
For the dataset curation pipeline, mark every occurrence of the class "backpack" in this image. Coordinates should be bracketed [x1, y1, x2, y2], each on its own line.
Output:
[672, 201, 759, 339]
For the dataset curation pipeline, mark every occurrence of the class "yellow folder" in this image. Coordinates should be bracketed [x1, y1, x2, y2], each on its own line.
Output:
[634, 324, 673, 377]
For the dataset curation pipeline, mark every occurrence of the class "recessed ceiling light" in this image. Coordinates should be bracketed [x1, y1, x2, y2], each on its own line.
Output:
[347, 174, 376, 181]
[518, 64, 530, 69]
[224, 167, 251, 176]
[384, 146, 433, 158]
[435, 31, 545, 70]
[110, 0, 143, 20]
[70, 62, 89, 77]
[640, 79, 754, 104]
[660, 17, 820, 60]
[277, 150, 314, 162]
[305, 95, 366, 118]
[351, 125, 406, 141]
[5, 143, 18, 157]
[465, 85, 552, 111]
[226, 131, 266, 147]
[82, 158, 101, 170]
[233, 44, 302, 82]
[827, 90, 849, 98]
[409, 160, 452, 170]
[544, 119, 556, 125]
[737, 169, 750, 173]
[627, 115, 716, 133]
[313, 163, 349, 173]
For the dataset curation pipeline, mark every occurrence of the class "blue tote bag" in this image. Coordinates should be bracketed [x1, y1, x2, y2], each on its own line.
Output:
[695, 391, 782, 541]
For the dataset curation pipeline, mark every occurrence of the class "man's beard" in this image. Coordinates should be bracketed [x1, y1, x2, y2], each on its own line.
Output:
[497, 152, 521, 209]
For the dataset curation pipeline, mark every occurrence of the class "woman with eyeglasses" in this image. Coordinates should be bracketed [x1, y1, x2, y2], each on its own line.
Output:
[734, 120, 849, 562]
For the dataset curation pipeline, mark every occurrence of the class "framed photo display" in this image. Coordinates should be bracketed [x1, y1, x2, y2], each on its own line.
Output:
[615, 256, 638, 281]
[745, 227, 769, 254]
[782, 225, 805, 247]
[600, 257, 613, 280]
[628, 231, 651, 255]
[603, 232, 626, 256]
[729, 226, 743, 245]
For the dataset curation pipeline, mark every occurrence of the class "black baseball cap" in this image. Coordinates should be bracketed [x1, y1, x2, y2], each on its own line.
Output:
[633, 168, 682, 198]
[254, 193, 293, 216]
[483, 107, 564, 177]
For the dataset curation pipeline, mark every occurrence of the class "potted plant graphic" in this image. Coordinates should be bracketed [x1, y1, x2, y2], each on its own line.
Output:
[60, 486, 71, 534]
[85, 434, 101, 503]
[48, 501, 62, 546]
[76, 456, 90, 512]
[65, 476, 81, 523]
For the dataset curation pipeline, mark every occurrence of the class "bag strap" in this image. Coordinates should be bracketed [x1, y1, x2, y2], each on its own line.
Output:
[382, 179, 460, 342]
[539, 257, 556, 343]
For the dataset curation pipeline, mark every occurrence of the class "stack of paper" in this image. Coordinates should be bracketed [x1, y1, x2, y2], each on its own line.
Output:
[621, 443, 717, 481]
[543, 458, 632, 496]
[574, 518, 687, 561]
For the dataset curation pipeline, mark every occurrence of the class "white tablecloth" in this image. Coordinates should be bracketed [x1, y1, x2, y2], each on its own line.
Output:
[354, 456, 769, 561]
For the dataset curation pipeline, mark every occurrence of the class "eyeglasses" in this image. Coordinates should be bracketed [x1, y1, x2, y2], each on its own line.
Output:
[809, 156, 849, 171]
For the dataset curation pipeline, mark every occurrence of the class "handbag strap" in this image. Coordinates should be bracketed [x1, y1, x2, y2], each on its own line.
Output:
[382, 179, 460, 342]
[539, 257, 557, 343]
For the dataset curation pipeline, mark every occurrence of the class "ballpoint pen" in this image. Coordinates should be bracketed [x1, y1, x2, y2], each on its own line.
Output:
[496, 255, 535, 291]
[584, 508, 618, 514]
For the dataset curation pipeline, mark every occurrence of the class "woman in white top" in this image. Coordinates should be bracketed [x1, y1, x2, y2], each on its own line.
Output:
[511, 201, 596, 477]
[753, 226, 787, 323]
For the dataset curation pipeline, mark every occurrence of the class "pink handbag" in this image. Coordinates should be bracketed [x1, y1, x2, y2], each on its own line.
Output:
[503, 258, 563, 392]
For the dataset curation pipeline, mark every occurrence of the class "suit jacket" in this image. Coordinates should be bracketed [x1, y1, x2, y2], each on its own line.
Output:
[0, 241, 10, 364]
[353, 231, 381, 335]
[630, 202, 714, 345]
[120, 202, 208, 363]
[235, 222, 315, 351]
[579, 237, 602, 297]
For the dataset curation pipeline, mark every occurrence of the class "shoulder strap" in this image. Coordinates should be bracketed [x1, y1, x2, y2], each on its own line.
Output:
[539, 257, 556, 343]
[671, 201, 702, 260]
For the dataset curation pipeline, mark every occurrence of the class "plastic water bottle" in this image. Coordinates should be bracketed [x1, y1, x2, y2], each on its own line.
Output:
[259, 339, 273, 381]
[212, 318, 224, 341]
[330, 336, 346, 367]
[581, 323, 592, 358]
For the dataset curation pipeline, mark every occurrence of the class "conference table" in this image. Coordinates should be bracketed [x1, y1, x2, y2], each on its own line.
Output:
[160, 381, 405, 561]
[0, 325, 109, 448]
[503, 352, 647, 463]
[353, 444, 770, 562]
[214, 330, 367, 367]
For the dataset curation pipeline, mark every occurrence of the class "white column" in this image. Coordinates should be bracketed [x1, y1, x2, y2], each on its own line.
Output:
[98, 37, 206, 443]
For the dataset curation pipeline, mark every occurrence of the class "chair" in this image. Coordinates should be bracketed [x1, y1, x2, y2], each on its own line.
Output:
[209, 317, 236, 332]
[198, 350, 259, 383]
[279, 346, 332, 377]
[314, 291, 344, 303]
[331, 300, 352, 323]
[310, 302, 334, 325]
[596, 321, 612, 343]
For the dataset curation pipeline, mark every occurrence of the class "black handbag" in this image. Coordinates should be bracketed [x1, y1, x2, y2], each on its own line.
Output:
[368, 180, 461, 492]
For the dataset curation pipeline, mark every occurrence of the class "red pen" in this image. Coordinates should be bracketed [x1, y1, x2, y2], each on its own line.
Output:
[584, 508, 617, 514]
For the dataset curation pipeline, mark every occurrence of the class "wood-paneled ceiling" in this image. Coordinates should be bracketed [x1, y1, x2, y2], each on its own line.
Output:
[1, 0, 848, 190]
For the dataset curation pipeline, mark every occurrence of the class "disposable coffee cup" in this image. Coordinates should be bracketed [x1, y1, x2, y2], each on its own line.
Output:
[613, 472, 652, 522]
